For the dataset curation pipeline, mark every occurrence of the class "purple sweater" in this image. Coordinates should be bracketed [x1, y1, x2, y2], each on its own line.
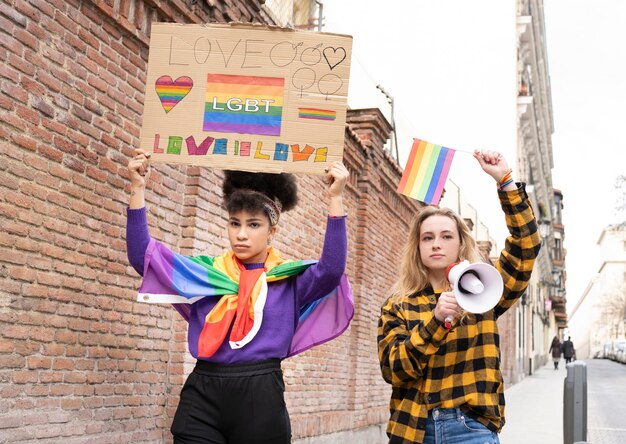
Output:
[126, 208, 347, 364]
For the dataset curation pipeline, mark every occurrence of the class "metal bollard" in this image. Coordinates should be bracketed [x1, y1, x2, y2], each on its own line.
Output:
[563, 361, 587, 444]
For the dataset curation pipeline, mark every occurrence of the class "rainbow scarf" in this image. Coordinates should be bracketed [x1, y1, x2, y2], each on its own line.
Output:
[137, 239, 353, 358]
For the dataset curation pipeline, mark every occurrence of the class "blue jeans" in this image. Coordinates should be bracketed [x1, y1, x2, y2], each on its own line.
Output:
[422, 408, 500, 444]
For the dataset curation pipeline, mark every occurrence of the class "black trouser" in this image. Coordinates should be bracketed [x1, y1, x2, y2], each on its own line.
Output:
[171, 359, 291, 444]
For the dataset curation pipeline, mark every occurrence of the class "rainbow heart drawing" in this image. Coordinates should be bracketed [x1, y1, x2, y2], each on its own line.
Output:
[155, 75, 193, 113]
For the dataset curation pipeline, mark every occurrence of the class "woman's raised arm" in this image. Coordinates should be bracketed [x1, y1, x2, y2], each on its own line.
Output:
[325, 161, 349, 216]
[128, 149, 151, 209]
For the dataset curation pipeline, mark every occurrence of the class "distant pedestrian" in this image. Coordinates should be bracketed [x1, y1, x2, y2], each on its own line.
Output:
[563, 336, 575, 364]
[377, 150, 541, 444]
[549, 336, 562, 369]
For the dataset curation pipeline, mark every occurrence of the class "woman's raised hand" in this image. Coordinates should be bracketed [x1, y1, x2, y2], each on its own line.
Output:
[325, 161, 349, 198]
[128, 149, 151, 189]
[324, 161, 349, 216]
[127, 149, 151, 209]
[473, 149, 510, 182]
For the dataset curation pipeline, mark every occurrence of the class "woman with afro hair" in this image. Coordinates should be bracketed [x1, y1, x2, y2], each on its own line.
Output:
[126, 149, 353, 443]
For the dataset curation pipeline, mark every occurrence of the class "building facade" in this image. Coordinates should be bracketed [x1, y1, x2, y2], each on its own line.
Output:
[568, 222, 626, 359]
[514, 0, 567, 380]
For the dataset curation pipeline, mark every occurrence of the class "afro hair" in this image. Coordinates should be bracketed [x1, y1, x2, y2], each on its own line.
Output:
[222, 171, 298, 214]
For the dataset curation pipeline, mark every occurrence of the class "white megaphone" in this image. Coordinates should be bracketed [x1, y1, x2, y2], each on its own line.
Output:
[445, 260, 504, 317]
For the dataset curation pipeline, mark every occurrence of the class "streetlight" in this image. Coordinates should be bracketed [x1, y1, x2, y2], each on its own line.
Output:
[538, 219, 551, 244]
[552, 269, 561, 287]
[538, 219, 551, 237]
[376, 84, 400, 162]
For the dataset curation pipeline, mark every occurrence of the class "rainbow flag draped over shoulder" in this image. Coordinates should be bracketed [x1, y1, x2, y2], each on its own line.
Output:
[137, 239, 353, 358]
[397, 138, 456, 205]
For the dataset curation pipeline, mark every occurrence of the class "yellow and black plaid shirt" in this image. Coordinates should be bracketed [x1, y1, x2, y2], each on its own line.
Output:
[378, 184, 541, 444]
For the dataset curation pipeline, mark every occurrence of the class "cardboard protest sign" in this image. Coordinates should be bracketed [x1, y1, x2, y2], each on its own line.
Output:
[140, 23, 352, 175]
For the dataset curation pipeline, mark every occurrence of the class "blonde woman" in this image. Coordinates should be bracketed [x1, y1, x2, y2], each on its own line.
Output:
[378, 150, 541, 444]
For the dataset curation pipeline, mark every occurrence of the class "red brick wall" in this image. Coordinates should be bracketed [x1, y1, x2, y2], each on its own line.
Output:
[0, 1, 421, 442]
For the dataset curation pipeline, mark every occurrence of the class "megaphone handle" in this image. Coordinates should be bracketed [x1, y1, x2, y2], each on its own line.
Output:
[443, 315, 453, 331]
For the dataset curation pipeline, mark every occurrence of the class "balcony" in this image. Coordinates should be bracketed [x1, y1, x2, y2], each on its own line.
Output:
[550, 294, 565, 303]
[552, 258, 565, 268]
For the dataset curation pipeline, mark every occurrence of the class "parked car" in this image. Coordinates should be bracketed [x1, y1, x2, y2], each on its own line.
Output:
[615, 341, 626, 364]
[607, 340, 626, 362]
[594, 343, 612, 359]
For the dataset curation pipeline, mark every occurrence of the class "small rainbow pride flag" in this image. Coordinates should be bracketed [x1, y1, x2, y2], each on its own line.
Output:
[298, 108, 336, 121]
[397, 138, 456, 205]
[204, 74, 284, 136]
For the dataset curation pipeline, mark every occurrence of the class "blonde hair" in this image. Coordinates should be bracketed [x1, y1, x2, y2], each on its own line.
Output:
[392, 206, 482, 298]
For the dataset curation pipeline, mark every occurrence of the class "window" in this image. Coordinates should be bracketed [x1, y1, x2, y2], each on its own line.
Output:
[554, 238, 562, 260]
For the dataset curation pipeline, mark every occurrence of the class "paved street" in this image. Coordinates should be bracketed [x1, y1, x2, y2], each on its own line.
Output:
[500, 359, 626, 444]
[586, 358, 626, 444]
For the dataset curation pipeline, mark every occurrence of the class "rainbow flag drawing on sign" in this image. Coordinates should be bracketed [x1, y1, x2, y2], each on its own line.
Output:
[397, 138, 456, 205]
[203, 74, 284, 136]
[298, 108, 336, 121]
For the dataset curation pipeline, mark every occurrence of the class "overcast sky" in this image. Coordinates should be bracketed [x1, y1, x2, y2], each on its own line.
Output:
[323, 0, 626, 311]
